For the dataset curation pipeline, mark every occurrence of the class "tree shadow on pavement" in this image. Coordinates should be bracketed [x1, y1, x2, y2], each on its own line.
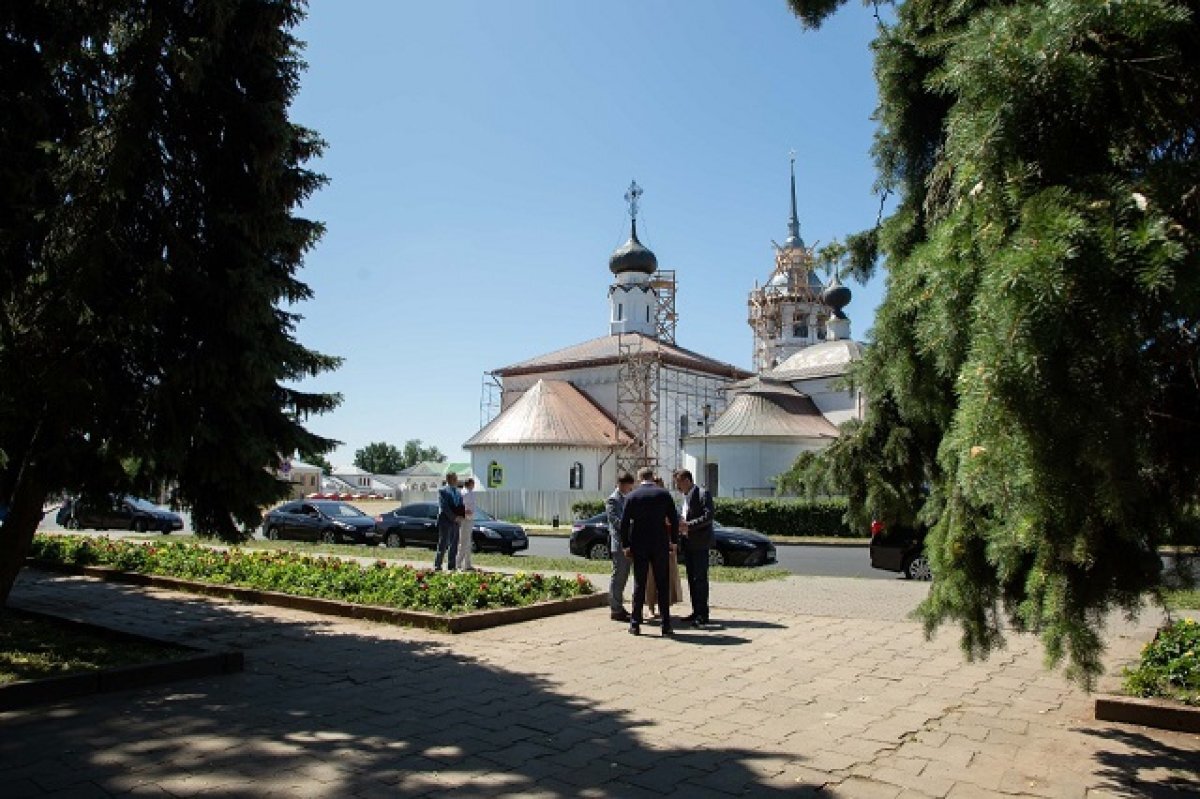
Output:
[1081, 725, 1200, 798]
[3, 573, 827, 798]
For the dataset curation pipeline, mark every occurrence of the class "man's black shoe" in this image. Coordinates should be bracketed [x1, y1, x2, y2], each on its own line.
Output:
[628, 623, 640, 636]
[611, 610, 631, 622]
[681, 613, 697, 625]
[661, 625, 675, 637]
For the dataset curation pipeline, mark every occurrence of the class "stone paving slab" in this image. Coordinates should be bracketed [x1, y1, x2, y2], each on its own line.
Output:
[2, 570, 1198, 798]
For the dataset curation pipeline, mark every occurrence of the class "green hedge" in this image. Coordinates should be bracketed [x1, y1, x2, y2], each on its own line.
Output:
[714, 498, 853, 538]
[572, 500, 605, 519]
[573, 496, 854, 537]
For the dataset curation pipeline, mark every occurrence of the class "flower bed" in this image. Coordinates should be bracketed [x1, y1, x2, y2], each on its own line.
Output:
[30, 535, 594, 614]
[1123, 617, 1200, 706]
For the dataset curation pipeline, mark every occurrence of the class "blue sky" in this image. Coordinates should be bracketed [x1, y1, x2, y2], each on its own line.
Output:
[289, 1, 886, 467]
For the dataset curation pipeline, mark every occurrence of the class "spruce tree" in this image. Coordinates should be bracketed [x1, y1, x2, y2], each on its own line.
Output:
[0, 0, 339, 603]
[789, 0, 1200, 684]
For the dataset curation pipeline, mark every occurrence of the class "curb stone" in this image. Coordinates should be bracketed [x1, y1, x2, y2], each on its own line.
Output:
[1095, 694, 1200, 733]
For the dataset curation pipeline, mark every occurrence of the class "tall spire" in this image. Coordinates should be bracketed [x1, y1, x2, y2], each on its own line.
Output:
[785, 151, 804, 249]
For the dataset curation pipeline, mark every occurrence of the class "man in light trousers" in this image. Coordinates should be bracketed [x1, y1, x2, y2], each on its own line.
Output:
[455, 478, 476, 571]
[606, 471, 636, 622]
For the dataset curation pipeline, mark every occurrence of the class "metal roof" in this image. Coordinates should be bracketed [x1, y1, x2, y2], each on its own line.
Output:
[694, 388, 839, 439]
[768, 339, 864, 381]
[493, 333, 753, 379]
[464, 379, 632, 448]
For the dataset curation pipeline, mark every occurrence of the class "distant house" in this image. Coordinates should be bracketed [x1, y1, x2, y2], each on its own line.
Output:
[273, 459, 323, 500]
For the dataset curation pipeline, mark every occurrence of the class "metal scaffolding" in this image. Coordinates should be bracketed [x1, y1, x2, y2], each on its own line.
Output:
[747, 243, 830, 372]
[479, 371, 502, 429]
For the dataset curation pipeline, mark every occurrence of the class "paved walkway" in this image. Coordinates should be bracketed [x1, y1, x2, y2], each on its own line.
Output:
[3, 568, 1198, 798]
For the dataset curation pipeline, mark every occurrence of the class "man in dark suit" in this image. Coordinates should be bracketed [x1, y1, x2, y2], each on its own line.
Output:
[619, 467, 679, 636]
[434, 472, 465, 571]
[674, 468, 715, 626]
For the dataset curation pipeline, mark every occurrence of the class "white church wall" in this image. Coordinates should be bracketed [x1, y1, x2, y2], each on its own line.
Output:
[792, 375, 863, 427]
[469, 445, 619, 494]
[682, 437, 828, 498]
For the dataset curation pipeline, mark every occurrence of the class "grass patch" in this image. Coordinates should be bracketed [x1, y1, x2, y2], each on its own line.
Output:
[0, 609, 187, 685]
[31, 535, 594, 614]
[1165, 590, 1200, 611]
[240, 539, 790, 582]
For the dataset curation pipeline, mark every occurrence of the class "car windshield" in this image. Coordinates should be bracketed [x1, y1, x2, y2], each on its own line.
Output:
[126, 497, 163, 511]
[313, 502, 365, 518]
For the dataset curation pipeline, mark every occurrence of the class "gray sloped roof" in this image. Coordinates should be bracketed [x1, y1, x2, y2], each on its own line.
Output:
[768, 339, 864, 381]
[464, 379, 632, 448]
[493, 333, 752, 380]
[696, 383, 839, 439]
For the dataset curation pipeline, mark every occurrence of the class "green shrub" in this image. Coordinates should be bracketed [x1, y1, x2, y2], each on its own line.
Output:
[30, 535, 594, 614]
[1123, 618, 1200, 706]
[571, 500, 605, 519]
[714, 498, 853, 538]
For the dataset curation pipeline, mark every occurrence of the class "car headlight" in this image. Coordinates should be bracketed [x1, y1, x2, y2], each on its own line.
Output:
[727, 538, 757, 548]
[477, 528, 501, 537]
[334, 520, 355, 530]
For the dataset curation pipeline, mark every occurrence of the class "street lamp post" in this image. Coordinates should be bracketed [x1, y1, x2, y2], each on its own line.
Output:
[701, 402, 712, 488]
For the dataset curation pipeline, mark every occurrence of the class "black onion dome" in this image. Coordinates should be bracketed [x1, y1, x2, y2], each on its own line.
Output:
[609, 219, 658, 275]
[822, 273, 852, 319]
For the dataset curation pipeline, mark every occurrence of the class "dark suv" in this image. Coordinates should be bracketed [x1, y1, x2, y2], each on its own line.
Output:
[868, 521, 931, 580]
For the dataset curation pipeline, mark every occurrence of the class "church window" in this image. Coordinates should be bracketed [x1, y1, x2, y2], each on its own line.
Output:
[645, 306, 650, 322]
[793, 322, 808, 338]
[616, 303, 624, 321]
[487, 461, 504, 488]
[569, 462, 584, 490]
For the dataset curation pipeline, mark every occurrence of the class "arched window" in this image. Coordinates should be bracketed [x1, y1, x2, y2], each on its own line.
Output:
[617, 303, 624, 321]
[569, 462, 584, 490]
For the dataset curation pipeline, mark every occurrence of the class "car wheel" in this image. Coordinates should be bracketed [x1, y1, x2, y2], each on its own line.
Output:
[904, 554, 933, 581]
[385, 532, 403, 548]
[587, 541, 611, 561]
[265, 526, 280, 541]
[65, 517, 81, 530]
[708, 549, 726, 567]
[160, 525, 172, 535]
[134, 519, 148, 534]
[321, 530, 337, 545]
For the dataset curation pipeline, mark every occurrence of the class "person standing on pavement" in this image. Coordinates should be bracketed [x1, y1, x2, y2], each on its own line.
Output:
[435, 473, 465, 571]
[605, 472, 636, 621]
[619, 468, 679, 637]
[674, 468, 714, 626]
[455, 478, 477, 571]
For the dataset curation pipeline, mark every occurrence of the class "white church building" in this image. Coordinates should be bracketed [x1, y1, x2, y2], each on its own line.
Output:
[466, 166, 864, 498]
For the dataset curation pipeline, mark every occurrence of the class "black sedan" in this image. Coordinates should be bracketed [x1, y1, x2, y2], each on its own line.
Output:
[261, 500, 379, 545]
[869, 521, 931, 580]
[373, 502, 529, 555]
[57, 496, 184, 534]
[568, 513, 777, 567]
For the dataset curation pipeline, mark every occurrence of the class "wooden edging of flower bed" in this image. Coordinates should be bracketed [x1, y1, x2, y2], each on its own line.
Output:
[26, 560, 609, 634]
[1095, 694, 1200, 733]
[0, 607, 243, 712]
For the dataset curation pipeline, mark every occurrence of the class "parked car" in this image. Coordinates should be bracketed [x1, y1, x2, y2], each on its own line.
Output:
[261, 500, 379, 545]
[568, 513, 777, 567]
[373, 502, 529, 555]
[56, 496, 184, 534]
[868, 520, 931, 580]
